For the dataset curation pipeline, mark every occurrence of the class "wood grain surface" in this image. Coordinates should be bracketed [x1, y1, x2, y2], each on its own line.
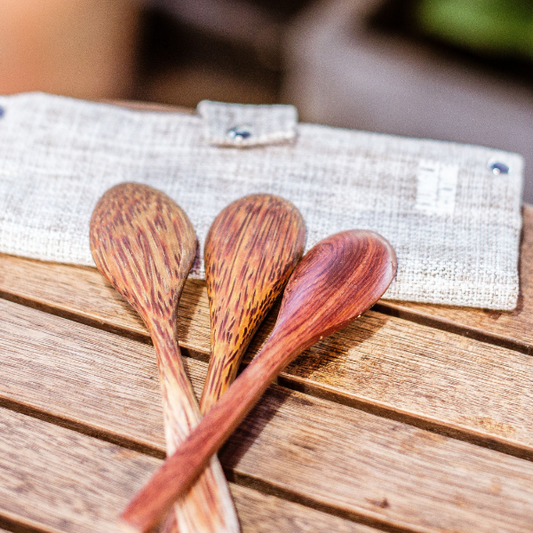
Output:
[0, 298, 533, 532]
[201, 193, 305, 412]
[89, 183, 238, 533]
[0, 406, 379, 533]
[0, 408, 156, 533]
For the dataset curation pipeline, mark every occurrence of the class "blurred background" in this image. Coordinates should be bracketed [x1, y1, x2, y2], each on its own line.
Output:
[1, 0, 532, 200]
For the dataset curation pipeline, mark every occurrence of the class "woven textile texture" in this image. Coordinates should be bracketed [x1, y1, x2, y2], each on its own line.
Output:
[198, 100, 297, 147]
[0, 93, 524, 309]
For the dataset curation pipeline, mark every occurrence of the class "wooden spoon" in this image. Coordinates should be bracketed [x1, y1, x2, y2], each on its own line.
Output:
[200, 194, 306, 414]
[120, 229, 397, 533]
[89, 183, 240, 533]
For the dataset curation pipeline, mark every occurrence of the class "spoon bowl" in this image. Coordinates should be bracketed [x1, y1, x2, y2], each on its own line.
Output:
[120, 229, 397, 532]
[201, 194, 306, 413]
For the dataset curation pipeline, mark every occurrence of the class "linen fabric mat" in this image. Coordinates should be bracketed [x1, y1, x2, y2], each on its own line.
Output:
[0, 92, 524, 309]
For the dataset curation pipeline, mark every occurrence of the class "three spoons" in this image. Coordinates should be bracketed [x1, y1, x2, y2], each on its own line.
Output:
[90, 183, 239, 533]
[120, 229, 398, 532]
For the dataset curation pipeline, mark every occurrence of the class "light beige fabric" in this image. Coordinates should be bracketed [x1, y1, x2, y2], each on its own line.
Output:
[198, 100, 297, 147]
[0, 93, 524, 309]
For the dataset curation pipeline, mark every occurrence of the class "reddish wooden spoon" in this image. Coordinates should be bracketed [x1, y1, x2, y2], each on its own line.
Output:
[89, 183, 239, 533]
[120, 229, 397, 533]
[200, 194, 306, 414]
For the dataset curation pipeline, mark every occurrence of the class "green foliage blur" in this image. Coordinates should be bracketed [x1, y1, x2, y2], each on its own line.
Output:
[416, 0, 533, 59]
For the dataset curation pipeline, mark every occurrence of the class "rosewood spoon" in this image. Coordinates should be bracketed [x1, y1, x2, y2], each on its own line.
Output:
[200, 194, 306, 414]
[120, 229, 397, 533]
[89, 183, 239, 533]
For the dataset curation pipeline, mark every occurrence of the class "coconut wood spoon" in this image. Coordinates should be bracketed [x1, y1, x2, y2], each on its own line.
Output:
[89, 183, 239, 533]
[120, 229, 397, 533]
[200, 194, 306, 414]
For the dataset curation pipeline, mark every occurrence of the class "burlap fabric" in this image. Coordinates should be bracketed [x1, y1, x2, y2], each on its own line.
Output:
[0, 93, 524, 309]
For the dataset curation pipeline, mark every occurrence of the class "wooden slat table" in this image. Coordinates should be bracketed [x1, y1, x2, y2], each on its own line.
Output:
[0, 190, 532, 531]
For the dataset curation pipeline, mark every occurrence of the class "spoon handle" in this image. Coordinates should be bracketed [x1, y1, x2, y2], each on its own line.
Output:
[120, 229, 397, 532]
[151, 324, 240, 533]
[121, 332, 288, 533]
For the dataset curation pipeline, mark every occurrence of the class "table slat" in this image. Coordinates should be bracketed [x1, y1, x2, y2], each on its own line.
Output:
[0, 407, 375, 533]
[0, 407, 154, 533]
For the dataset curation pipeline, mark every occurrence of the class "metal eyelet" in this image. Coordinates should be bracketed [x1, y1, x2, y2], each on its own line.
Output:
[487, 158, 509, 175]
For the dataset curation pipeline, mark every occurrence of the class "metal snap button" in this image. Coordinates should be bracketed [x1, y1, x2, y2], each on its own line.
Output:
[487, 158, 509, 175]
[227, 125, 253, 140]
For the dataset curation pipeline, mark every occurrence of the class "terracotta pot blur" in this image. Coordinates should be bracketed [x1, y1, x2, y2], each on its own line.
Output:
[0, 0, 140, 99]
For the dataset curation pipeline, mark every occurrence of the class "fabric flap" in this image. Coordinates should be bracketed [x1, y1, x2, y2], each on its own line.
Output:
[197, 100, 298, 147]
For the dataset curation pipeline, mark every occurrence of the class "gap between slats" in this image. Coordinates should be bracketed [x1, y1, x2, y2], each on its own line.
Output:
[2, 284, 531, 357]
[374, 303, 533, 357]
[0, 404, 411, 533]
[276, 374, 533, 462]
[0, 511, 56, 533]
[225, 471, 420, 533]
